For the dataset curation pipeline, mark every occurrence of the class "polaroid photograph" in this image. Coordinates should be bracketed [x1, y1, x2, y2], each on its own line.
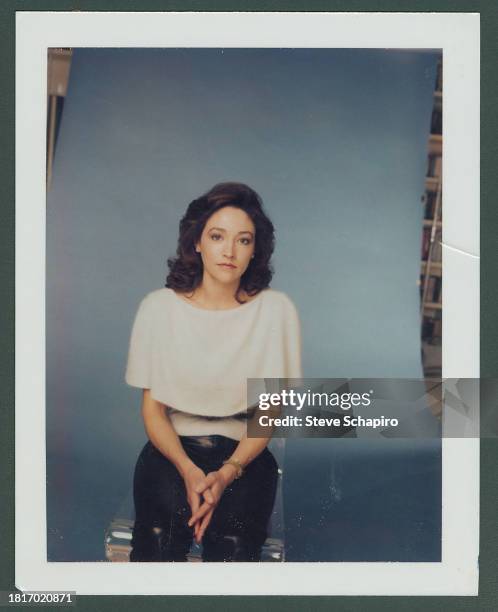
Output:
[15, 11, 479, 596]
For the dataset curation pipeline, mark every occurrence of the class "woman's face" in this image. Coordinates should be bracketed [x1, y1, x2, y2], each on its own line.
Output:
[195, 206, 256, 286]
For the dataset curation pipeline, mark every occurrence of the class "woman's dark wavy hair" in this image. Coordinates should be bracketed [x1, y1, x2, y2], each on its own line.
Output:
[166, 182, 275, 302]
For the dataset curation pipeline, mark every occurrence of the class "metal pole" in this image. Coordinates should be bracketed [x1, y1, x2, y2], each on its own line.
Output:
[46, 94, 57, 191]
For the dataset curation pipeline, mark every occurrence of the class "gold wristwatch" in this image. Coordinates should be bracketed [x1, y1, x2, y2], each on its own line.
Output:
[222, 458, 244, 479]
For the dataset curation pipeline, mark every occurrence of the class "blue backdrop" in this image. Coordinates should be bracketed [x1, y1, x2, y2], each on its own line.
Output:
[46, 48, 441, 561]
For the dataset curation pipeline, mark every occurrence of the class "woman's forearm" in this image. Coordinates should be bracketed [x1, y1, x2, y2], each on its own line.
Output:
[141, 389, 196, 478]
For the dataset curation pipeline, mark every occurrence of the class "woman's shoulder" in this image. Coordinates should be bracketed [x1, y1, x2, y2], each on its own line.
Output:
[260, 288, 299, 315]
[260, 287, 295, 303]
[137, 287, 175, 312]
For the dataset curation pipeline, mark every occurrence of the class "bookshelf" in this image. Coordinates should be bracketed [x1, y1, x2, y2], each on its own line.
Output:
[420, 60, 442, 376]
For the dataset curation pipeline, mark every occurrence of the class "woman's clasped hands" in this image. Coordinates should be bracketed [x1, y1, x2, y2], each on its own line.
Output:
[182, 463, 236, 543]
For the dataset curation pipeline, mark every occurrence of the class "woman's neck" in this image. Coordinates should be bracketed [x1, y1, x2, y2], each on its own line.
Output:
[191, 277, 242, 309]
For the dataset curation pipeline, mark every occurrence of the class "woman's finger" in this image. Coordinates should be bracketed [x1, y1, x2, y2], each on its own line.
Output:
[188, 500, 213, 526]
[194, 472, 217, 494]
[187, 491, 201, 517]
[203, 488, 214, 504]
[197, 508, 214, 542]
[194, 480, 215, 504]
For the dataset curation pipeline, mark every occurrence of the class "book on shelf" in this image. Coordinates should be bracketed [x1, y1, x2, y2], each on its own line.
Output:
[420, 227, 442, 262]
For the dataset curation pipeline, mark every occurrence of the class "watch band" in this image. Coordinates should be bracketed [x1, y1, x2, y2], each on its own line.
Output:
[223, 458, 244, 479]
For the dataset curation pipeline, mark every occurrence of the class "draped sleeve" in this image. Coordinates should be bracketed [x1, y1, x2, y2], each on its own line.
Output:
[281, 293, 303, 381]
[261, 293, 302, 408]
[125, 294, 155, 389]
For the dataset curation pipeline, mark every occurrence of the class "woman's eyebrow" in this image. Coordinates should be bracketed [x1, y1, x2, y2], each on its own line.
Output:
[208, 227, 254, 236]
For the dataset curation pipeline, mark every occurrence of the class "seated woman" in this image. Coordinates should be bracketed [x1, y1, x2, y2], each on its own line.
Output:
[125, 181, 301, 562]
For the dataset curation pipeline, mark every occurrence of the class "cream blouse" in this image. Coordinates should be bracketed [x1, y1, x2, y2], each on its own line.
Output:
[125, 287, 302, 440]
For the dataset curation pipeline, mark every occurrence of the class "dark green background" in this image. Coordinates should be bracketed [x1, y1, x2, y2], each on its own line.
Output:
[1, 1, 496, 610]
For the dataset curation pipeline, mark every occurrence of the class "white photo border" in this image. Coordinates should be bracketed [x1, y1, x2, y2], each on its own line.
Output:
[15, 11, 480, 596]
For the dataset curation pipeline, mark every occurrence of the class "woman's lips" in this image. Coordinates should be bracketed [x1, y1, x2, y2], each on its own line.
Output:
[218, 263, 236, 269]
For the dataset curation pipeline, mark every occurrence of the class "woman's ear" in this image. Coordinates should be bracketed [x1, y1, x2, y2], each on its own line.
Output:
[195, 243, 201, 253]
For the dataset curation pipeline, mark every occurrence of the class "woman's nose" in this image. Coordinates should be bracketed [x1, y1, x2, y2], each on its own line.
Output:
[223, 241, 235, 258]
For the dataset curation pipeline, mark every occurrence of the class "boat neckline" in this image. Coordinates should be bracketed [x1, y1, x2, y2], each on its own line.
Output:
[168, 287, 266, 313]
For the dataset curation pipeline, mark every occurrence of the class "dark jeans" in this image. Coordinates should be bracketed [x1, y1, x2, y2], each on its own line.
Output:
[130, 436, 278, 562]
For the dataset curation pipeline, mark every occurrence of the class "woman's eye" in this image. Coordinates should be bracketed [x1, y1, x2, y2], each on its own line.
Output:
[210, 234, 222, 241]
[240, 237, 252, 245]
